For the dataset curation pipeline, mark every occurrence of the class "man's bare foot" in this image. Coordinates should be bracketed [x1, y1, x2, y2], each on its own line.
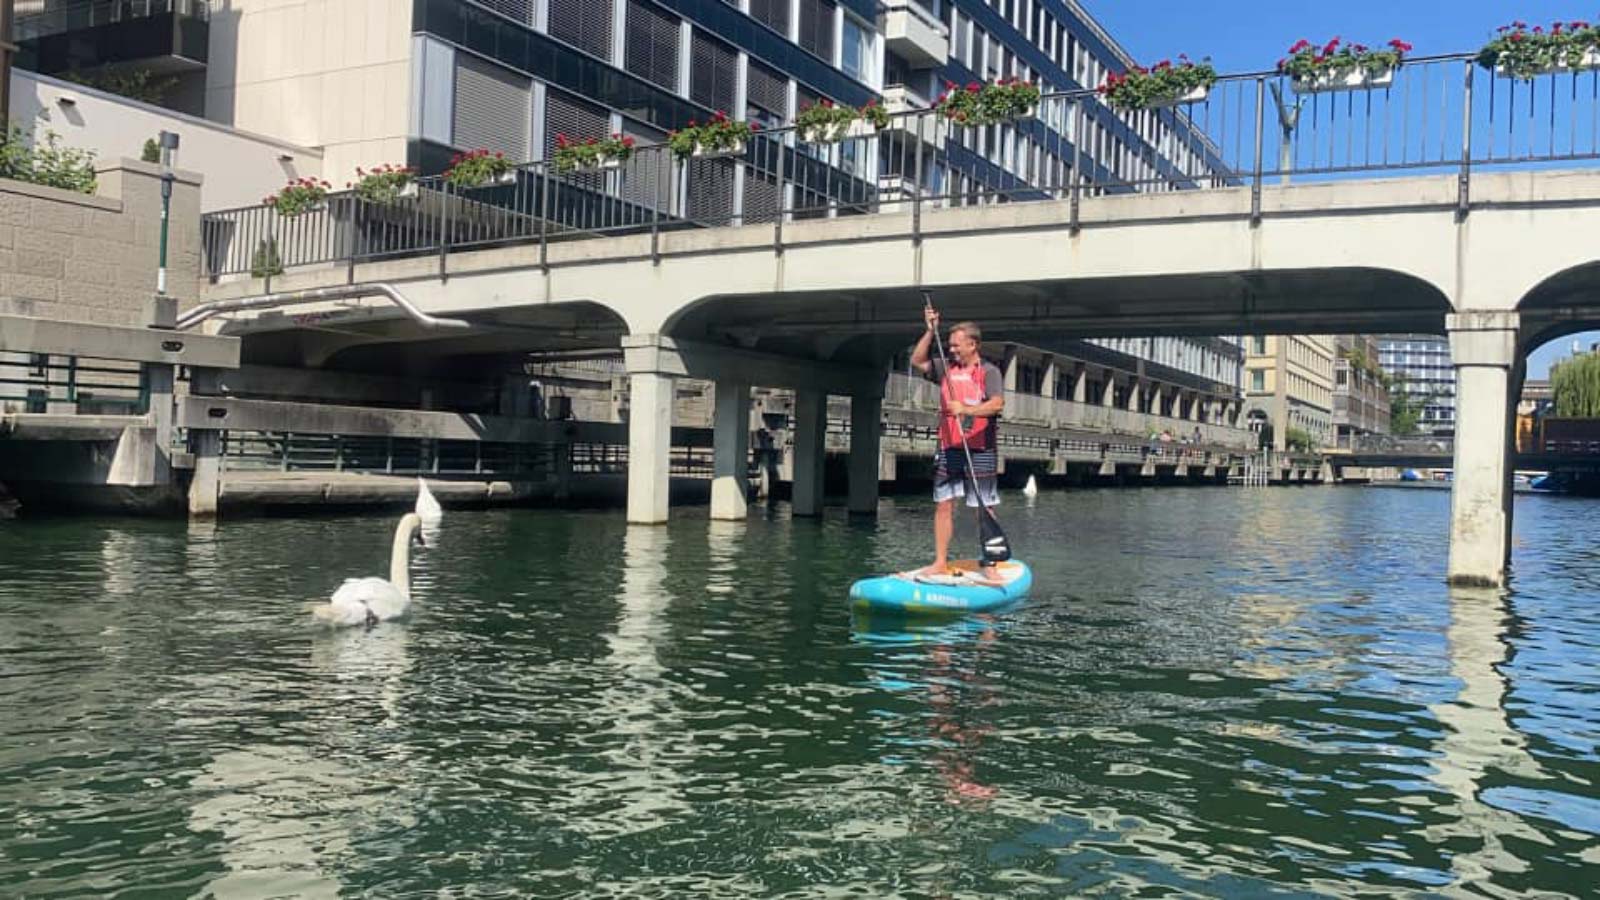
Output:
[911, 563, 952, 578]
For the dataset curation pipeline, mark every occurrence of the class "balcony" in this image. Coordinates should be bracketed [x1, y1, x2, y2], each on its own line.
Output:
[881, 0, 948, 68]
[16, 0, 210, 76]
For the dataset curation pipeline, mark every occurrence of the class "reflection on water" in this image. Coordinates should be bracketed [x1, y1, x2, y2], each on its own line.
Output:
[1, 490, 1599, 895]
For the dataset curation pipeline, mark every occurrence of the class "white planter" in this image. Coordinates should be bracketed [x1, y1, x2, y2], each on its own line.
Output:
[397, 181, 419, 199]
[800, 118, 878, 143]
[278, 202, 326, 218]
[1494, 48, 1600, 78]
[1145, 84, 1210, 109]
[1292, 67, 1396, 94]
[690, 139, 746, 160]
[491, 169, 518, 186]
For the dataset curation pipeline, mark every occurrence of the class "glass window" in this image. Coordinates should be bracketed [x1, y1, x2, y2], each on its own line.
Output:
[625, 0, 680, 92]
[691, 30, 738, 113]
[1250, 370, 1265, 392]
[798, 0, 836, 62]
[748, 0, 791, 36]
[548, 0, 613, 59]
[841, 15, 870, 82]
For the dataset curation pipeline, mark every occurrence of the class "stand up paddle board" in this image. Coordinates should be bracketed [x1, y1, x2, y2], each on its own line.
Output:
[850, 559, 1032, 615]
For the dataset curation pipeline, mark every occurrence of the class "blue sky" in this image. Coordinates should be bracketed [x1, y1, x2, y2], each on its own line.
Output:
[1079, 0, 1600, 376]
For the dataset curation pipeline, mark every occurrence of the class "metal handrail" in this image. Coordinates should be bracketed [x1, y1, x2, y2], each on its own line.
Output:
[201, 51, 1600, 279]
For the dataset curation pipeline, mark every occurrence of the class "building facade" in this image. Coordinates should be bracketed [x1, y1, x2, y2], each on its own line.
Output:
[1378, 334, 1455, 437]
[1332, 334, 1390, 448]
[12, 0, 1244, 413]
[1243, 335, 1335, 451]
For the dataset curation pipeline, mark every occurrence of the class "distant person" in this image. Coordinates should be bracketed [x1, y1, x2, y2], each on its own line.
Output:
[910, 306, 1004, 580]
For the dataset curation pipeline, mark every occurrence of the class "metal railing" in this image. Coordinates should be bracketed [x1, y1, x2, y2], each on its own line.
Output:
[15, 0, 208, 41]
[218, 430, 715, 477]
[0, 352, 147, 414]
[202, 52, 1600, 279]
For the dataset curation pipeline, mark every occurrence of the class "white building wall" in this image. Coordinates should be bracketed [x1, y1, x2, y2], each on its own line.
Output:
[204, 0, 413, 188]
[9, 69, 324, 211]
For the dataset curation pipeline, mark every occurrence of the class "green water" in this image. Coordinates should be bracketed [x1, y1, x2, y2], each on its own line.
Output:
[1, 488, 1597, 897]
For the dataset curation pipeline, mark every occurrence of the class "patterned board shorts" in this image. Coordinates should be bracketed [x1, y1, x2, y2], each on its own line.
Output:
[933, 448, 999, 508]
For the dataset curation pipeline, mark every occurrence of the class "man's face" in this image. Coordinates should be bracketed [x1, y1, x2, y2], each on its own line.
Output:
[949, 328, 979, 363]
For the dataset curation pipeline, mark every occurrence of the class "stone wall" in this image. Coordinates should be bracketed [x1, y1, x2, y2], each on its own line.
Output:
[0, 159, 203, 327]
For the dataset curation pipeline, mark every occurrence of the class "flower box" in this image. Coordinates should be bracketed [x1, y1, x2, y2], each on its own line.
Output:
[1493, 48, 1600, 78]
[280, 202, 326, 217]
[1145, 85, 1210, 109]
[576, 154, 623, 172]
[398, 181, 419, 199]
[487, 170, 518, 186]
[690, 140, 746, 160]
[800, 118, 878, 144]
[1293, 67, 1395, 94]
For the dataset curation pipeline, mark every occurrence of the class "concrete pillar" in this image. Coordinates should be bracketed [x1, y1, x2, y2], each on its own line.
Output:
[1446, 311, 1519, 588]
[626, 371, 674, 524]
[848, 392, 882, 515]
[1038, 355, 1057, 399]
[792, 389, 827, 517]
[187, 367, 222, 519]
[1099, 372, 1115, 408]
[710, 379, 750, 520]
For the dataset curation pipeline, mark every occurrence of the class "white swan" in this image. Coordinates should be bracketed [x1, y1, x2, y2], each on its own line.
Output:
[415, 477, 443, 524]
[312, 513, 425, 627]
[1022, 475, 1039, 497]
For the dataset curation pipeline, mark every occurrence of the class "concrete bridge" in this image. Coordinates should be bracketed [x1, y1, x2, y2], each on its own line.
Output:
[193, 166, 1600, 588]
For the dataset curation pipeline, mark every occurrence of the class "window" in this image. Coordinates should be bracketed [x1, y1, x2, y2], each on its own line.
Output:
[454, 54, 531, 160]
[1251, 370, 1265, 392]
[691, 31, 738, 113]
[1251, 335, 1266, 355]
[798, 0, 836, 61]
[841, 15, 870, 82]
[749, 0, 791, 36]
[626, 0, 681, 91]
[746, 59, 788, 127]
[548, 0, 613, 59]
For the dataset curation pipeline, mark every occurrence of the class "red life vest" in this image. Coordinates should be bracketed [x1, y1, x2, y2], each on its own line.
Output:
[939, 360, 996, 451]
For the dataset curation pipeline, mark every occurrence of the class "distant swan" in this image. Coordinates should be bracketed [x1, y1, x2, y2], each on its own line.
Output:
[415, 477, 443, 524]
[1022, 475, 1039, 497]
[312, 513, 425, 627]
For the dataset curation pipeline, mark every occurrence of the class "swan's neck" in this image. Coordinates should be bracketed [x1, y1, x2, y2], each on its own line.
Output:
[390, 519, 416, 598]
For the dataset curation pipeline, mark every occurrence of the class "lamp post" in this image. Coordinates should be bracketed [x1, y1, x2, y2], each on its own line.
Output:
[156, 130, 179, 298]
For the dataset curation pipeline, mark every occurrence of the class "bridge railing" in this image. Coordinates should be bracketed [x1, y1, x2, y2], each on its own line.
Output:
[202, 52, 1600, 279]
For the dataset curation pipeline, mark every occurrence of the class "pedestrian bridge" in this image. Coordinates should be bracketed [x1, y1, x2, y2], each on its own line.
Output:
[194, 56, 1600, 588]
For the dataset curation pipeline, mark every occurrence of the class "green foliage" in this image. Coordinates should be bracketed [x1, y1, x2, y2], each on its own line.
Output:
[1551, 351, 1600, 417]
[444, 149, 515, 188]
[350, 164, 417, 204]
[1285, 426, 1317, 452]
[250, 237, 283, 279]
[1279, 37, 1410, 83]
[141, 138, 161, 163]
[1388, 377, 1433, 436]
[793, 99, 888, 142]
[0, 126, 98, 194]
[1478, 20, 1600, 80]
[551, 134, 635, 172]
[935, 78, 1041, 127]
[667, 112, 755, 159]
[1098, 57, 1217, 110]
[263, 177, 331, 216]
[62, 68, 179, 105]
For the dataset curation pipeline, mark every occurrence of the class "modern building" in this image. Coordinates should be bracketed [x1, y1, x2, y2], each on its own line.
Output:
[10, 0, 1244, 415]
[1378, 334, 1455, 437]
[1332, 334, 1390, 449]
[1243, 334, 1335, 451]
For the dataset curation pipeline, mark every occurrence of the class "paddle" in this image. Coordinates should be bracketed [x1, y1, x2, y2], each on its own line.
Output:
[923, 291, 1012, 567]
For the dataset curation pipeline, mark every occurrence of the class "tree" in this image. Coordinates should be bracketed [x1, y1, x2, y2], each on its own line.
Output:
[1551, 352, 1600, 417]
[1389, 377, 1432, 436]
[61, 68, 179, 106]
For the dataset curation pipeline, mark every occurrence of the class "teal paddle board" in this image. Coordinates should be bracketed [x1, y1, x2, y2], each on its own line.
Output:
[849, 560, 1032, 615]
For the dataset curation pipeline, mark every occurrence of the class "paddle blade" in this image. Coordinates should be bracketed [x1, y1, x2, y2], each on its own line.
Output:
[978, 505, 1011, 564]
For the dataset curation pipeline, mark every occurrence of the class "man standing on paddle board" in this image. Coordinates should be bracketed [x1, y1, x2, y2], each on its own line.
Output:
[910, 306, 1005, 579]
